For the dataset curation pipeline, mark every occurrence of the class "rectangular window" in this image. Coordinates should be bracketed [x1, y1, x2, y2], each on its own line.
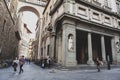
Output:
[93, 12, 100, 20]
[116, 1, 120, 14]
[104, 16, 110, 24]
[78, 7, 87, 16]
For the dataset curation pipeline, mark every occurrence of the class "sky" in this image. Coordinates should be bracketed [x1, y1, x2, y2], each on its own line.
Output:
[22, 11, 38, 34]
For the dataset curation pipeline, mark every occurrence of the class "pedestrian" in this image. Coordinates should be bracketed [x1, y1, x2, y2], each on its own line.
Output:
[96, 58, 102, 72]
[41, 59, 45, 69]
[47, 56, 51, 68]
[19, 56, 25, 74]
[28, 58, 31, 64]
[107, 55, 111, 70]
[12, 57, 19, 72]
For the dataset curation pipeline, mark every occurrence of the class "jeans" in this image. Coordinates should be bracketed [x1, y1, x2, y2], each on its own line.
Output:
[19, 64, 23, 74]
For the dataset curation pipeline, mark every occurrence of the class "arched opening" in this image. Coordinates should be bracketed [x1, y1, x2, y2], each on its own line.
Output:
[18, 6, 40, 17]
[17, 6, 40, 59]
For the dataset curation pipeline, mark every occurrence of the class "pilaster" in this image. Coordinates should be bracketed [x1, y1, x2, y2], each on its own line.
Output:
[62, 19, 77, 67]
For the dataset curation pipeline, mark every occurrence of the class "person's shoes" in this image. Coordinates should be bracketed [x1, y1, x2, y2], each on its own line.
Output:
[19, 72, 21, 74]
[22, 70, 24, 73]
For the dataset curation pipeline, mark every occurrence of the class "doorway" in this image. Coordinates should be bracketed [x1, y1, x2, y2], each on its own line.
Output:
[92, 34, 102, 61]
[76, 30, 88, 64]
[105, 36, 113, 63]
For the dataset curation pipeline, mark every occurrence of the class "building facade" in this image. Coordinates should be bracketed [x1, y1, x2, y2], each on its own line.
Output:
[28, 39, 34, 60]
[0, 0, 20, 60]
[17, 0, 47, 59]
[39, 0, 120, 66]
[18, 23, 32, 58]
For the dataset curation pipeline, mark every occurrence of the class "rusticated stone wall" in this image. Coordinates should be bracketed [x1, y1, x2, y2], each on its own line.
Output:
[0, 0, 19, 60]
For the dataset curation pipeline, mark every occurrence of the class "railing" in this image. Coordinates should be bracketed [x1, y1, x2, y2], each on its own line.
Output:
[19, 0, 47, 6]
[103, 5, 111, 11]
[91, 0, 101, 6]
[83, 0, 112, 11]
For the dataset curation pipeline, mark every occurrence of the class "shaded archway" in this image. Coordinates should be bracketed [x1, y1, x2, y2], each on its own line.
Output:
[18, 6, 40, 17]
[17, 5, 40, 58]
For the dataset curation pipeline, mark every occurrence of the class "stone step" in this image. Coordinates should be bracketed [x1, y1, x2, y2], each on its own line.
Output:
[54, 64, 120, 71]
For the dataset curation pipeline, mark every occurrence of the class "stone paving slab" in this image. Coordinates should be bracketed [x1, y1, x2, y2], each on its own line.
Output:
[0, 63, 120, 80]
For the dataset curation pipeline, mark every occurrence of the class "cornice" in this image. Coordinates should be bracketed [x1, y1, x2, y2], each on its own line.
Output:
[56, 13, 120, 33]
[19, 0, 45, 7]
[75, 0, 120, 19]
[49, 0, 63, 16]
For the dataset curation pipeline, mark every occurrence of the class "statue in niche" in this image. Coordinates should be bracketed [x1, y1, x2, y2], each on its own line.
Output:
[68, 35, 74, 51]
[116, 41, 120, 53]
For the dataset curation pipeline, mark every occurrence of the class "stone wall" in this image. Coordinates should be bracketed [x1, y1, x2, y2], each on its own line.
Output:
[0, 0, 19, 60]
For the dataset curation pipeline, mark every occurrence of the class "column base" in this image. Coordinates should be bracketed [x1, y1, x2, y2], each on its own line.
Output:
[87, 59, 94, 65]
[102, 60, 107, 65]
[112, 60, 117, 64]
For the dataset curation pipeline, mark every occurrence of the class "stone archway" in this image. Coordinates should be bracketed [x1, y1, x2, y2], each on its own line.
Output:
[17, 1, 45, 18]
[17, 1, 43, 58]
[18, 6, 40, 17]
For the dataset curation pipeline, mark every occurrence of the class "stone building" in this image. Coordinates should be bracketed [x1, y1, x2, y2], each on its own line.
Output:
[28, 39, 34, 60]
[17, 0, 46, 59]
[0, 0, 20, 60]
[18, 23, 32, 58]
[39, 0, 120, 66]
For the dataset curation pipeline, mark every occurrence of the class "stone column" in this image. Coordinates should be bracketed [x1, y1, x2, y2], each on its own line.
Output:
[101, 35, 106, 62]
[111, 37, 117, 64]
[87, 32, 94, 65]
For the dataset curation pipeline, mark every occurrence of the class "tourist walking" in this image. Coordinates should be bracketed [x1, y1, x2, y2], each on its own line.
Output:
[107, 55, 111, 70]
[19, 56, 25, 74]
[96, 58, 103, 72]
[47, 56, 51, 68]
[12, 57, 19, 72]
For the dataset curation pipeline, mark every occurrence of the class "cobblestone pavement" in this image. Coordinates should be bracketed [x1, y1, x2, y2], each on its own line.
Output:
[0, 63, 120, 80]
